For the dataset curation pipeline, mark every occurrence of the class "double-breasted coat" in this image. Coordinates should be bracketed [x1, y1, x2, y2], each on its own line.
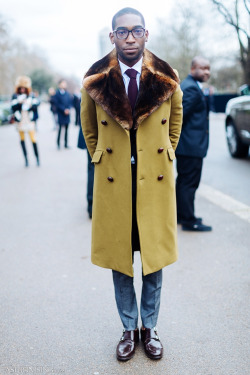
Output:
[81, 49, 183, 277]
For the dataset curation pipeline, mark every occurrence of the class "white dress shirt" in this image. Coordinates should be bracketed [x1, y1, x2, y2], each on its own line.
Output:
[119, 58, 143, 93]
[196, 81, 203, 90]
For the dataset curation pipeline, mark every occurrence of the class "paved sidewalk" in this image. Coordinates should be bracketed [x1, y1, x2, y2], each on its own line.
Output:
[0, 104, 249, 375]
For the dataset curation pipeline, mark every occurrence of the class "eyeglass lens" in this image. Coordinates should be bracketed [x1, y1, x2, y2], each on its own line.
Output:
[116, 28, 145, 39]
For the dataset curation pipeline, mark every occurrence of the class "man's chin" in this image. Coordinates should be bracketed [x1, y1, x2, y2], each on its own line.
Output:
[124, 53, 141, 63]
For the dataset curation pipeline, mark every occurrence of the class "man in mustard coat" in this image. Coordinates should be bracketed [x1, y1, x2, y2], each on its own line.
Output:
[81, 7, 183, 361]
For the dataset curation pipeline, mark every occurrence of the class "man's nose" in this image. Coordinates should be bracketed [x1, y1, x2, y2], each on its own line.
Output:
[126, 32, 136, 42]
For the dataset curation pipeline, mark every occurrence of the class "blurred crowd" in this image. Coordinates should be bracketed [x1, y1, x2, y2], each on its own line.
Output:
[9, 75, 94, 218]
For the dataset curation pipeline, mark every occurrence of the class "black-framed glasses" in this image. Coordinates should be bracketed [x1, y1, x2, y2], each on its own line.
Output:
[113, 27, 145, 40]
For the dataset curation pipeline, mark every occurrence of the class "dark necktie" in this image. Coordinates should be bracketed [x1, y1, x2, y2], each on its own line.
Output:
[125, 68, 138, 110]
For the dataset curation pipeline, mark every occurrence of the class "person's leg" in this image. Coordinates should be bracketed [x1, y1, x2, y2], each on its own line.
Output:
[87, 151, 94, 218]
[140, 269, 162, 329]
[112, 270, 138, 330]
[29, 130, 39, 166]
[64, 123, 69, 147]
[113, 270, 139, 361]
[57, 124, 62, 149]
[19, 131, 28, 167]
[176, 156, 203, 224]
[52, 112, 58, 130]
[140, 269, 164, 360]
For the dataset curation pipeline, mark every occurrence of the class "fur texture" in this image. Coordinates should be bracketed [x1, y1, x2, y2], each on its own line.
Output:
[15, 76, 32, 94]
[83, 49, 179, 129]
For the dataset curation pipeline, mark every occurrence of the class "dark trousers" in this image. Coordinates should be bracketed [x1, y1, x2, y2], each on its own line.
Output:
[131, 159, 140, 253]
[176, 155, 203, 224]
[130, 128, 140, 252]
[57, 123, 69, 147]
[87, 151, 94, 215]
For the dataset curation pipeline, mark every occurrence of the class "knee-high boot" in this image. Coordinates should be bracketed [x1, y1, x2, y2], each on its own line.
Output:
[20, 140, 28, 167]
[32, 142, 40, 166]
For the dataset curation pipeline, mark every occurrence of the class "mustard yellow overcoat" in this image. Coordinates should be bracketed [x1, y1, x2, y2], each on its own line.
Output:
[81, 49, 183, 277]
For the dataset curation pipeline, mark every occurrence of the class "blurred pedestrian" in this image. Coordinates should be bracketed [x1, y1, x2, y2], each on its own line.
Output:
[77, 125, 94, 218]
[176, 56, 212, 231]
[73, 89, 81, 126]
[48, 87, 58, 130]
[11, 76, 40, 167]
[54, 79, 72, 149]
[81, 7, 182, 361]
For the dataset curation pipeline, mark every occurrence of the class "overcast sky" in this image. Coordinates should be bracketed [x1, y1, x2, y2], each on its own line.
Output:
[1, 0, 174, 82]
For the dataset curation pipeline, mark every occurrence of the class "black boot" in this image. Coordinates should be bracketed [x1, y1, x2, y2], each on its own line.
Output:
[32, 142, 40, 166]
[20, 140, 28, 167]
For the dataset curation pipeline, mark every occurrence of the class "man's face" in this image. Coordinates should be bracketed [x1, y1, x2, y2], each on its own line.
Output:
[59, 80, 67, 90]
[191, 59, 210, 82]
[109, 13, 148, 67]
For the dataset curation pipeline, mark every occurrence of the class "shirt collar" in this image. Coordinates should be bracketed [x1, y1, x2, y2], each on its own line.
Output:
[196, 81, 203, 90]
[119, 57, 143, 76]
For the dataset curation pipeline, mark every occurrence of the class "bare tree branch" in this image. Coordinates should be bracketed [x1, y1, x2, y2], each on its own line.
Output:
[243, 0, 250, 14]
[211, 0, 250, 84]
[211, 0, 249, 38]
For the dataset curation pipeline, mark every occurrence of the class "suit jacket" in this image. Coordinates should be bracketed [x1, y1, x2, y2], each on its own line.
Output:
[176, 74, 209, 158]
[54, 89, 72, 125]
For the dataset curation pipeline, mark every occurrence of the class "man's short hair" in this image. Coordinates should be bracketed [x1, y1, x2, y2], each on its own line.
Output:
[191, 56, 209, 69]
[112, 7, 145, 30]
[58, 79, 65, 85]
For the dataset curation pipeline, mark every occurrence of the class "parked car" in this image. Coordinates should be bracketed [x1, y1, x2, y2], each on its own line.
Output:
[225, 95, 250, 158]
[0, 101, 12, 125]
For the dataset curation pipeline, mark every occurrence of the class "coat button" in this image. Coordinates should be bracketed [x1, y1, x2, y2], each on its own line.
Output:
[158, 148, 164, 153]
[101, 120, 107, 125]
[106, 147, 112, 153]
[158, 175, 164, 181]
[107, 176, 114, 182]
[161, 118, 167, 124]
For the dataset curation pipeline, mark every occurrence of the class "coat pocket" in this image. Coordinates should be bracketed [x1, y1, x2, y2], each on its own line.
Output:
[167, 147, 176, 161]
[91, 150, 103, 164]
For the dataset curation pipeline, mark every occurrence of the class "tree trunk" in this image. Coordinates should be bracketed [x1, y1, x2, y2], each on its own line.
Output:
[243, 38, 250, 86]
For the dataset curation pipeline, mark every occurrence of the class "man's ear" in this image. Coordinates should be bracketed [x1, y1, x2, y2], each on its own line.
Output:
[109, 32, 115, 44]
[145, 30, 149, 43]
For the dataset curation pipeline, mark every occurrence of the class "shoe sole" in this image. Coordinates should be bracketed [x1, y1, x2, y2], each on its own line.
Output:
[145, 352, 163, 360]
[182, 227, 212, 232]
[116, 353, 135, 361]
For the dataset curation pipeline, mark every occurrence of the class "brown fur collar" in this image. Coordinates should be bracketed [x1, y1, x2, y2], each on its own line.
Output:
[83, 49, 179, 129]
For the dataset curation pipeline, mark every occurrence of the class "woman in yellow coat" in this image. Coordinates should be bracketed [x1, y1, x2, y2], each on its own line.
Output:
[81, 7, 182, 361]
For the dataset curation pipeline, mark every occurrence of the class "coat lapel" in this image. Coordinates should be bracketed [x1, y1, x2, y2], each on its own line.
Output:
[83, 49, 179, 130]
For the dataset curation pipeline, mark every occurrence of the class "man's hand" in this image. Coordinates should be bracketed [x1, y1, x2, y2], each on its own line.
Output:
[64, 109, 70, 115]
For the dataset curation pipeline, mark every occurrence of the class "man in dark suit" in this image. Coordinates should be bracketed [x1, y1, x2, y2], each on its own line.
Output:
[176, 56, 212, 231]
[54, 79, 72, 149]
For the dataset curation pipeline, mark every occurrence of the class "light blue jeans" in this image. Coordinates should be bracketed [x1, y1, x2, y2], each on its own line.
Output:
[112, 269, 163, 331]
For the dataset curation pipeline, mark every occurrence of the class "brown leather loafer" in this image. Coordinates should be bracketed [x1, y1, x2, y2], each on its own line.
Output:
[141, 327, 163, 360]
[116, 329, 139, 361]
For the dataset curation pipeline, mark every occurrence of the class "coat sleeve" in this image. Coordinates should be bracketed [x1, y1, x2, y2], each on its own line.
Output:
[80, 88, 98, 158]
[169, 85, 183, 151]
[11, 94, 22, 112]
